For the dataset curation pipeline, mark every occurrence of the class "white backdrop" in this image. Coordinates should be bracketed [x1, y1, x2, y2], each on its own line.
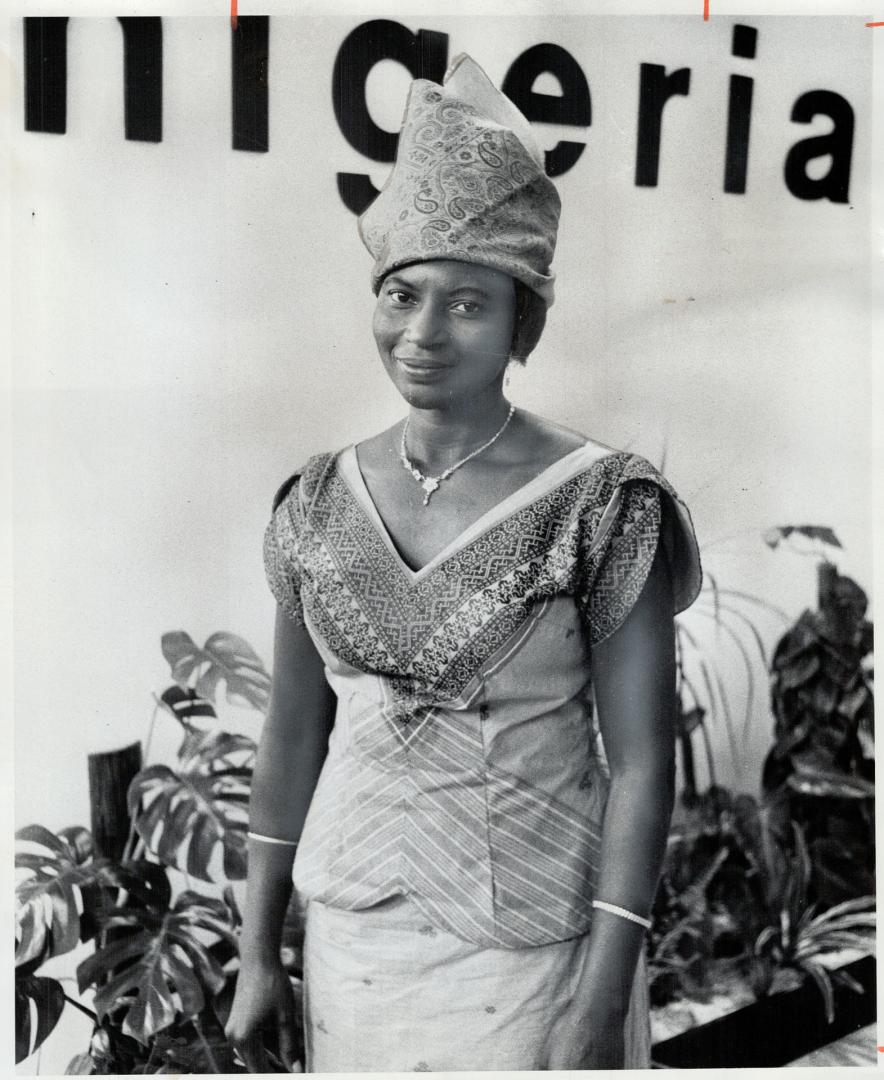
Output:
[10, 12, 872, 829]
[5, 6, 880, 1076]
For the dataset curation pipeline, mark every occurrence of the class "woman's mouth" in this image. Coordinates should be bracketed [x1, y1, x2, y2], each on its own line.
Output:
[396, 357, 451, 381]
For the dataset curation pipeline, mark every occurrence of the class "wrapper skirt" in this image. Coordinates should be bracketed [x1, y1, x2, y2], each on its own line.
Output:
[302, 896, 652, 1072]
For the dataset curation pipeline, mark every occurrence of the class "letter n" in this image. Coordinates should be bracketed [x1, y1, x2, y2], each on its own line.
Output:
[24, 17, 69, 134]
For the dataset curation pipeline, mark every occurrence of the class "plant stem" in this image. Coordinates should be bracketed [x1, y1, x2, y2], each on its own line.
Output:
[120, 699, 162, 864]
[699, 718, 717, 788]
[679, 727, 697, 801]
[714, 588, 791, 624]
[145, 695, 163, 764]
[194, 1016, 222, 1073]
[62, 993, 98, 1023]
[143, 1038, 160, 1073]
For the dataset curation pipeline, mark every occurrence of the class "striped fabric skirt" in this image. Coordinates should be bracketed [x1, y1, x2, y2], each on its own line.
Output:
[302, 896, 651, 1072]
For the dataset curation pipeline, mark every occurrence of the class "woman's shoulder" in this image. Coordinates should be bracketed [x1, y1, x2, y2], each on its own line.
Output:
[518, 411, 646, 480]
[271, 448, 344, 513]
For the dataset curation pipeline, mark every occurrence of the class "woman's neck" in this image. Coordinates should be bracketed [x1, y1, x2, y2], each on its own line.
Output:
[403, 394, 513, 472]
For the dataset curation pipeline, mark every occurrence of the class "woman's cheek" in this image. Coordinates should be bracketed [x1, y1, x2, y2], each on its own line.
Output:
[372, 311, 398, 357]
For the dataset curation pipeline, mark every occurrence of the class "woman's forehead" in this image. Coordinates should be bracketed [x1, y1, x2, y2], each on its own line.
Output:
[385, 261, 514, 294]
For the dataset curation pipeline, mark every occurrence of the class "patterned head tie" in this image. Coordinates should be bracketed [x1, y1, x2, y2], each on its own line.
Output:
[358, 53, 561, 307]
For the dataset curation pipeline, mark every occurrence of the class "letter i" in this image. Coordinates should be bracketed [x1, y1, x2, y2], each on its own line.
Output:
[724, 24, 757, 194]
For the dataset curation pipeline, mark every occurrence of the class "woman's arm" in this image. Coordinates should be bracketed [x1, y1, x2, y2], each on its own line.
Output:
[226, 606, 337, 1072]
[580, 539, 677, 1067]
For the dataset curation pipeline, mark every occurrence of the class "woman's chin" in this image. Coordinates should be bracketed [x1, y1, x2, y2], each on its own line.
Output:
[394, 382, 455, 410]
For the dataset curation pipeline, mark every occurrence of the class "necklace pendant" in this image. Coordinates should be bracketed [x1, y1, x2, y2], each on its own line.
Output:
[399, 404, 516, 510]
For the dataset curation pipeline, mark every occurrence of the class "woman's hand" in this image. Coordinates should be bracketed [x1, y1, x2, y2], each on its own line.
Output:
[225, 957, 300, 1072]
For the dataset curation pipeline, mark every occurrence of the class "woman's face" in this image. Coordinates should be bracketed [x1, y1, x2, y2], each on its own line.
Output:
[373, 260, 516, 411]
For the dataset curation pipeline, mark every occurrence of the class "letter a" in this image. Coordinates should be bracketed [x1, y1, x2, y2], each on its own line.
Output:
[784, 90, 854, 204]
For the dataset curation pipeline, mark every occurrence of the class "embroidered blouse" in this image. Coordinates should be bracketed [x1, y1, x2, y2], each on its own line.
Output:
[263, 441, 702, 949]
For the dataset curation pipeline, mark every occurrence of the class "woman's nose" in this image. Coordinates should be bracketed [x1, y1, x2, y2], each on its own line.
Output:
[404, 301, 446, 349]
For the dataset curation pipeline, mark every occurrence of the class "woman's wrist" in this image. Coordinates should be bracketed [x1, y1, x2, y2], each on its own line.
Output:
[239, 934, 286, 967]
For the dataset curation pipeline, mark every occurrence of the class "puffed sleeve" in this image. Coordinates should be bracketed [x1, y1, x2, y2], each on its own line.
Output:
[577, 455, 702, 648]
[263, 472, 306, 625]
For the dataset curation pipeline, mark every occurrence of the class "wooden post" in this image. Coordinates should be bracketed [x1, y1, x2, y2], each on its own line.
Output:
[88, 742, 142, 860]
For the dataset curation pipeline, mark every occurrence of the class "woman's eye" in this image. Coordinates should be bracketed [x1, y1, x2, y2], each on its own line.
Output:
[387, 289, 413, 305]
[452, 300, 481, 314]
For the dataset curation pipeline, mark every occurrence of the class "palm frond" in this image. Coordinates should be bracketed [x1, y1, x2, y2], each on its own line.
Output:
[796, 958, 835, 1023]
[691, 607, 760, 744]
[712, 588, 791, 624]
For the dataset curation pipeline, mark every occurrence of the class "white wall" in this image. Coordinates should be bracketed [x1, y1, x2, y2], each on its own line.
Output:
[11, 14, 872, 828]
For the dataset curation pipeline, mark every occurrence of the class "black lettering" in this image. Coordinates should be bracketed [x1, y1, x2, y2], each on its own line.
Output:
[25, 16, 162, 141]
[501, 43, 590, 178]
[724, 76, 753, 194]
[231, 15, 269, 152]
[635, 64, 691, 187]
[723, 26, 757, 194]
[24, 17, 69, 135]
[117, 18, 162, 143]
[784, 90, 854, 203]
[731, 23, 757, 60]
[334, 20, 448, 215]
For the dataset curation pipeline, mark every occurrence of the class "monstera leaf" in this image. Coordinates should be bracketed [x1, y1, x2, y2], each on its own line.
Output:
[14, 825, 133, 966]
[77, 891, 237, 1046]
[161, 631, 271, 711]
[16, 972, 65, 1063]
[16, 825, 93, 965]
[159, 685, 219, 728]
[16, 825, 173, 967]
[763, 525, 842, 551]
[128, 728, 255, 882]
[787, 761, 875, 799]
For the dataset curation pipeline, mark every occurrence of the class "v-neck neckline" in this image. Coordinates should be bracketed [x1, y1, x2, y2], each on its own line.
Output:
[338, 441, 616, 583]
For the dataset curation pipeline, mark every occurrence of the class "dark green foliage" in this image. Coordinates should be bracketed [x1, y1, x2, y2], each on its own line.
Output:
[15, 629, 280, 1072]
[16, 973, 65, 1064]
[763, 561, 874, 906]
[651, 547, 875, 1023]
[128, 729, 255, 882]
[161, 631, 271, 712]
[78, 891, 237, 1045]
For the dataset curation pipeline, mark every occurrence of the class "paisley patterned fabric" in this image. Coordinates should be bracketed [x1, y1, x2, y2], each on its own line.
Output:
[358, 54, 561, 305]
[263, 442, 702, 949]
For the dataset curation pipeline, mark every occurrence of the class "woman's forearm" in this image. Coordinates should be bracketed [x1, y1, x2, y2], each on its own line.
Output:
[240, 707, 331, 964]
[582, 761, 675, 1012]
[239, 840, 297, 965]
[247, 704, 331, 842]
[584, 541, 678, 1014]
[240, 608, 337, 964]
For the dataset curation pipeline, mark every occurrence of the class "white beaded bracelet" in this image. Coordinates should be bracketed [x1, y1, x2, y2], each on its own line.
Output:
[247, 830, 299, 847]
[592, 899, 652, 930]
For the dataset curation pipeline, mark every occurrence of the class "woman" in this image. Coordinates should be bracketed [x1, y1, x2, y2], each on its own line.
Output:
[226, 54, 701, 1072]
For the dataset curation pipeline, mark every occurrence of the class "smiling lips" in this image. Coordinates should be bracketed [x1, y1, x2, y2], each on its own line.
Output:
[396, 356, 451, 378]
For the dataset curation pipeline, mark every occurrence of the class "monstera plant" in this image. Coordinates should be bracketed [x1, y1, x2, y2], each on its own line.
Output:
[14, 631, 277, 1074]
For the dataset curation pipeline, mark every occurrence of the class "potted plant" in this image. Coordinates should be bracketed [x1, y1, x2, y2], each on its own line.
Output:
[649, 526, 876, 1067]
[14, 631, 303, 1074]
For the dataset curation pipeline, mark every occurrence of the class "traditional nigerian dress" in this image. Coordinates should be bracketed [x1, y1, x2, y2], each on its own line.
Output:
[263, 440, 702, 1071]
